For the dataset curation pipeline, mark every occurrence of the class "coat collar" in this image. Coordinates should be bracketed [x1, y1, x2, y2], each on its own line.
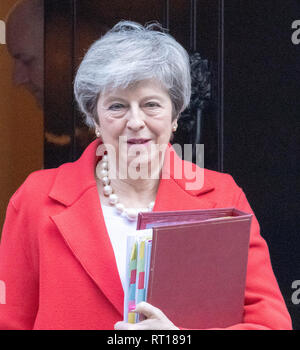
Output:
[49, 139, 215, 206]
[49, 139, 216, 318]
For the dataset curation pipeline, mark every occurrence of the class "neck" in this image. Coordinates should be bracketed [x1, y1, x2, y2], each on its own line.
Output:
[95, 158, 161, 209]
[106, 150, 163, 207]
[109, 176, 160, 208]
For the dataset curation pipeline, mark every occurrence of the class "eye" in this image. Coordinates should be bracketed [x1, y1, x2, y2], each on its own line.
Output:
[108, 103, 125, 111]
[145, 101, 160, 108]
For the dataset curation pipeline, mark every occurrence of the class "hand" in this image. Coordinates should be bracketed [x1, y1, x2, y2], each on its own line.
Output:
[114, 302, 179, 330]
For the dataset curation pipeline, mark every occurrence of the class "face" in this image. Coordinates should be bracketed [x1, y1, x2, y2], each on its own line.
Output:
[6, 7, 44, 107]
[96, 79, 177, 176]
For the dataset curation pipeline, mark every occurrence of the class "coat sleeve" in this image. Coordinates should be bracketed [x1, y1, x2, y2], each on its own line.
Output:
[0, 199, 39, 330]
[180, 187, 292, 330]
[222, 189, 292, 330]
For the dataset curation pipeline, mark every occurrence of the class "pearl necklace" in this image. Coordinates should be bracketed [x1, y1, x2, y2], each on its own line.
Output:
[96, 155, 155, 221]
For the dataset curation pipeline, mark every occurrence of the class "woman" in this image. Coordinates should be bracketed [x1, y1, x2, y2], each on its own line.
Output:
[0, 21, 292, 330]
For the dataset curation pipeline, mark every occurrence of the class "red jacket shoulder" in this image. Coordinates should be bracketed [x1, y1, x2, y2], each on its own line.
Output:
[10, 167, 59, 211]
[199, 168, 243, 206]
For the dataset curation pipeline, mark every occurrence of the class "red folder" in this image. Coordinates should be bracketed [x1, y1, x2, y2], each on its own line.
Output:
[137, 208, 252, 329]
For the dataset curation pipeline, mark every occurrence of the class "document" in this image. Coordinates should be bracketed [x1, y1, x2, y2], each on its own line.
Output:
[124, 208, 252, 328]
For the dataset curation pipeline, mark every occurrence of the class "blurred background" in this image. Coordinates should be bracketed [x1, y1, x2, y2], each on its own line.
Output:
[0, 0, 43, 232]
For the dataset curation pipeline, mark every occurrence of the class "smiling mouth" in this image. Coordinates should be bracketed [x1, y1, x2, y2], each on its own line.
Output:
[127, 138, 151, 145]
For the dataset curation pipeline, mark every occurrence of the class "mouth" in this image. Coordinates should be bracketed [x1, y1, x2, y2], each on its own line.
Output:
[127, 138, 152, 145]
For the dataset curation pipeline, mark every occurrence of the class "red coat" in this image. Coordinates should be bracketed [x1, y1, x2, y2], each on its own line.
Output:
[0, 139, 292, 330]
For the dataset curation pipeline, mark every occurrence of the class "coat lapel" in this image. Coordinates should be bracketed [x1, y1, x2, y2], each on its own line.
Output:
[48, 140, 216, 317]
[50, 185, 124, 316]
[154, 144, 217, 211]
[49, 140, 124, 316]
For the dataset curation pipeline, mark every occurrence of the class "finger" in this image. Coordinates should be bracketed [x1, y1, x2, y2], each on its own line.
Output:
[114, 320, 151, 331]
[132, 318, 179, 330]
[134, 302, 165, 319]
[133, 318, 161, 330]
[114, 321, 136, 330]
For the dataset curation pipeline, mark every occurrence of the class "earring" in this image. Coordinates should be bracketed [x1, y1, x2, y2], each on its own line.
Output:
[95, 129, 101, 138]
[172, 125, 177, 132]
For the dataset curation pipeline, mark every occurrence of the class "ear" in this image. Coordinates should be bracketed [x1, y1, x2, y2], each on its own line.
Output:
[172, 119, 178, 132]
[92, 119, 100, 129]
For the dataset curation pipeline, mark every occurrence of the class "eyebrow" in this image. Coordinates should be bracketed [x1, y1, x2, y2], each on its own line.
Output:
[103, 95, 166, 103]
[103, 96, 127, 103]
[142, 95, 165, 101]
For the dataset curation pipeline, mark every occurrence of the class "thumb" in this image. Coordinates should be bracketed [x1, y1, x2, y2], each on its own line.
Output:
[134, 302, 164, 319]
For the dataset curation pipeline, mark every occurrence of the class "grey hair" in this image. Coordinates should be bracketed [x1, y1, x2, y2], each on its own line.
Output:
[74, 20, 191, 128]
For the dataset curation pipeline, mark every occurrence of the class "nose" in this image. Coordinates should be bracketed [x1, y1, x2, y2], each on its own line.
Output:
[13, 60, 30, 86]
[126, 105, 145, 131]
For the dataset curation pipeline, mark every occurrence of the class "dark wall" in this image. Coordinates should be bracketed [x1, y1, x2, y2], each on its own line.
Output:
[223, 0, 300, 328]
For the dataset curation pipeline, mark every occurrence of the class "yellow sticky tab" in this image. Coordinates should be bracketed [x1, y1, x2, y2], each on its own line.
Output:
[140, 241, 145, 259]
[130, 242, 137, 261]
[128, 312, 136, 324]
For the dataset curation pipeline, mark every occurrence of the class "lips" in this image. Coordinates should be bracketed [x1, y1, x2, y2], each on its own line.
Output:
[127, 138, 151, 145]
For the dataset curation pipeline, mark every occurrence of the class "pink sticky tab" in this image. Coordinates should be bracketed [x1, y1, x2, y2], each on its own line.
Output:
[128, 301, 136, 312]
[138, 272, 145, 289]
[130, 269, 136, 284]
